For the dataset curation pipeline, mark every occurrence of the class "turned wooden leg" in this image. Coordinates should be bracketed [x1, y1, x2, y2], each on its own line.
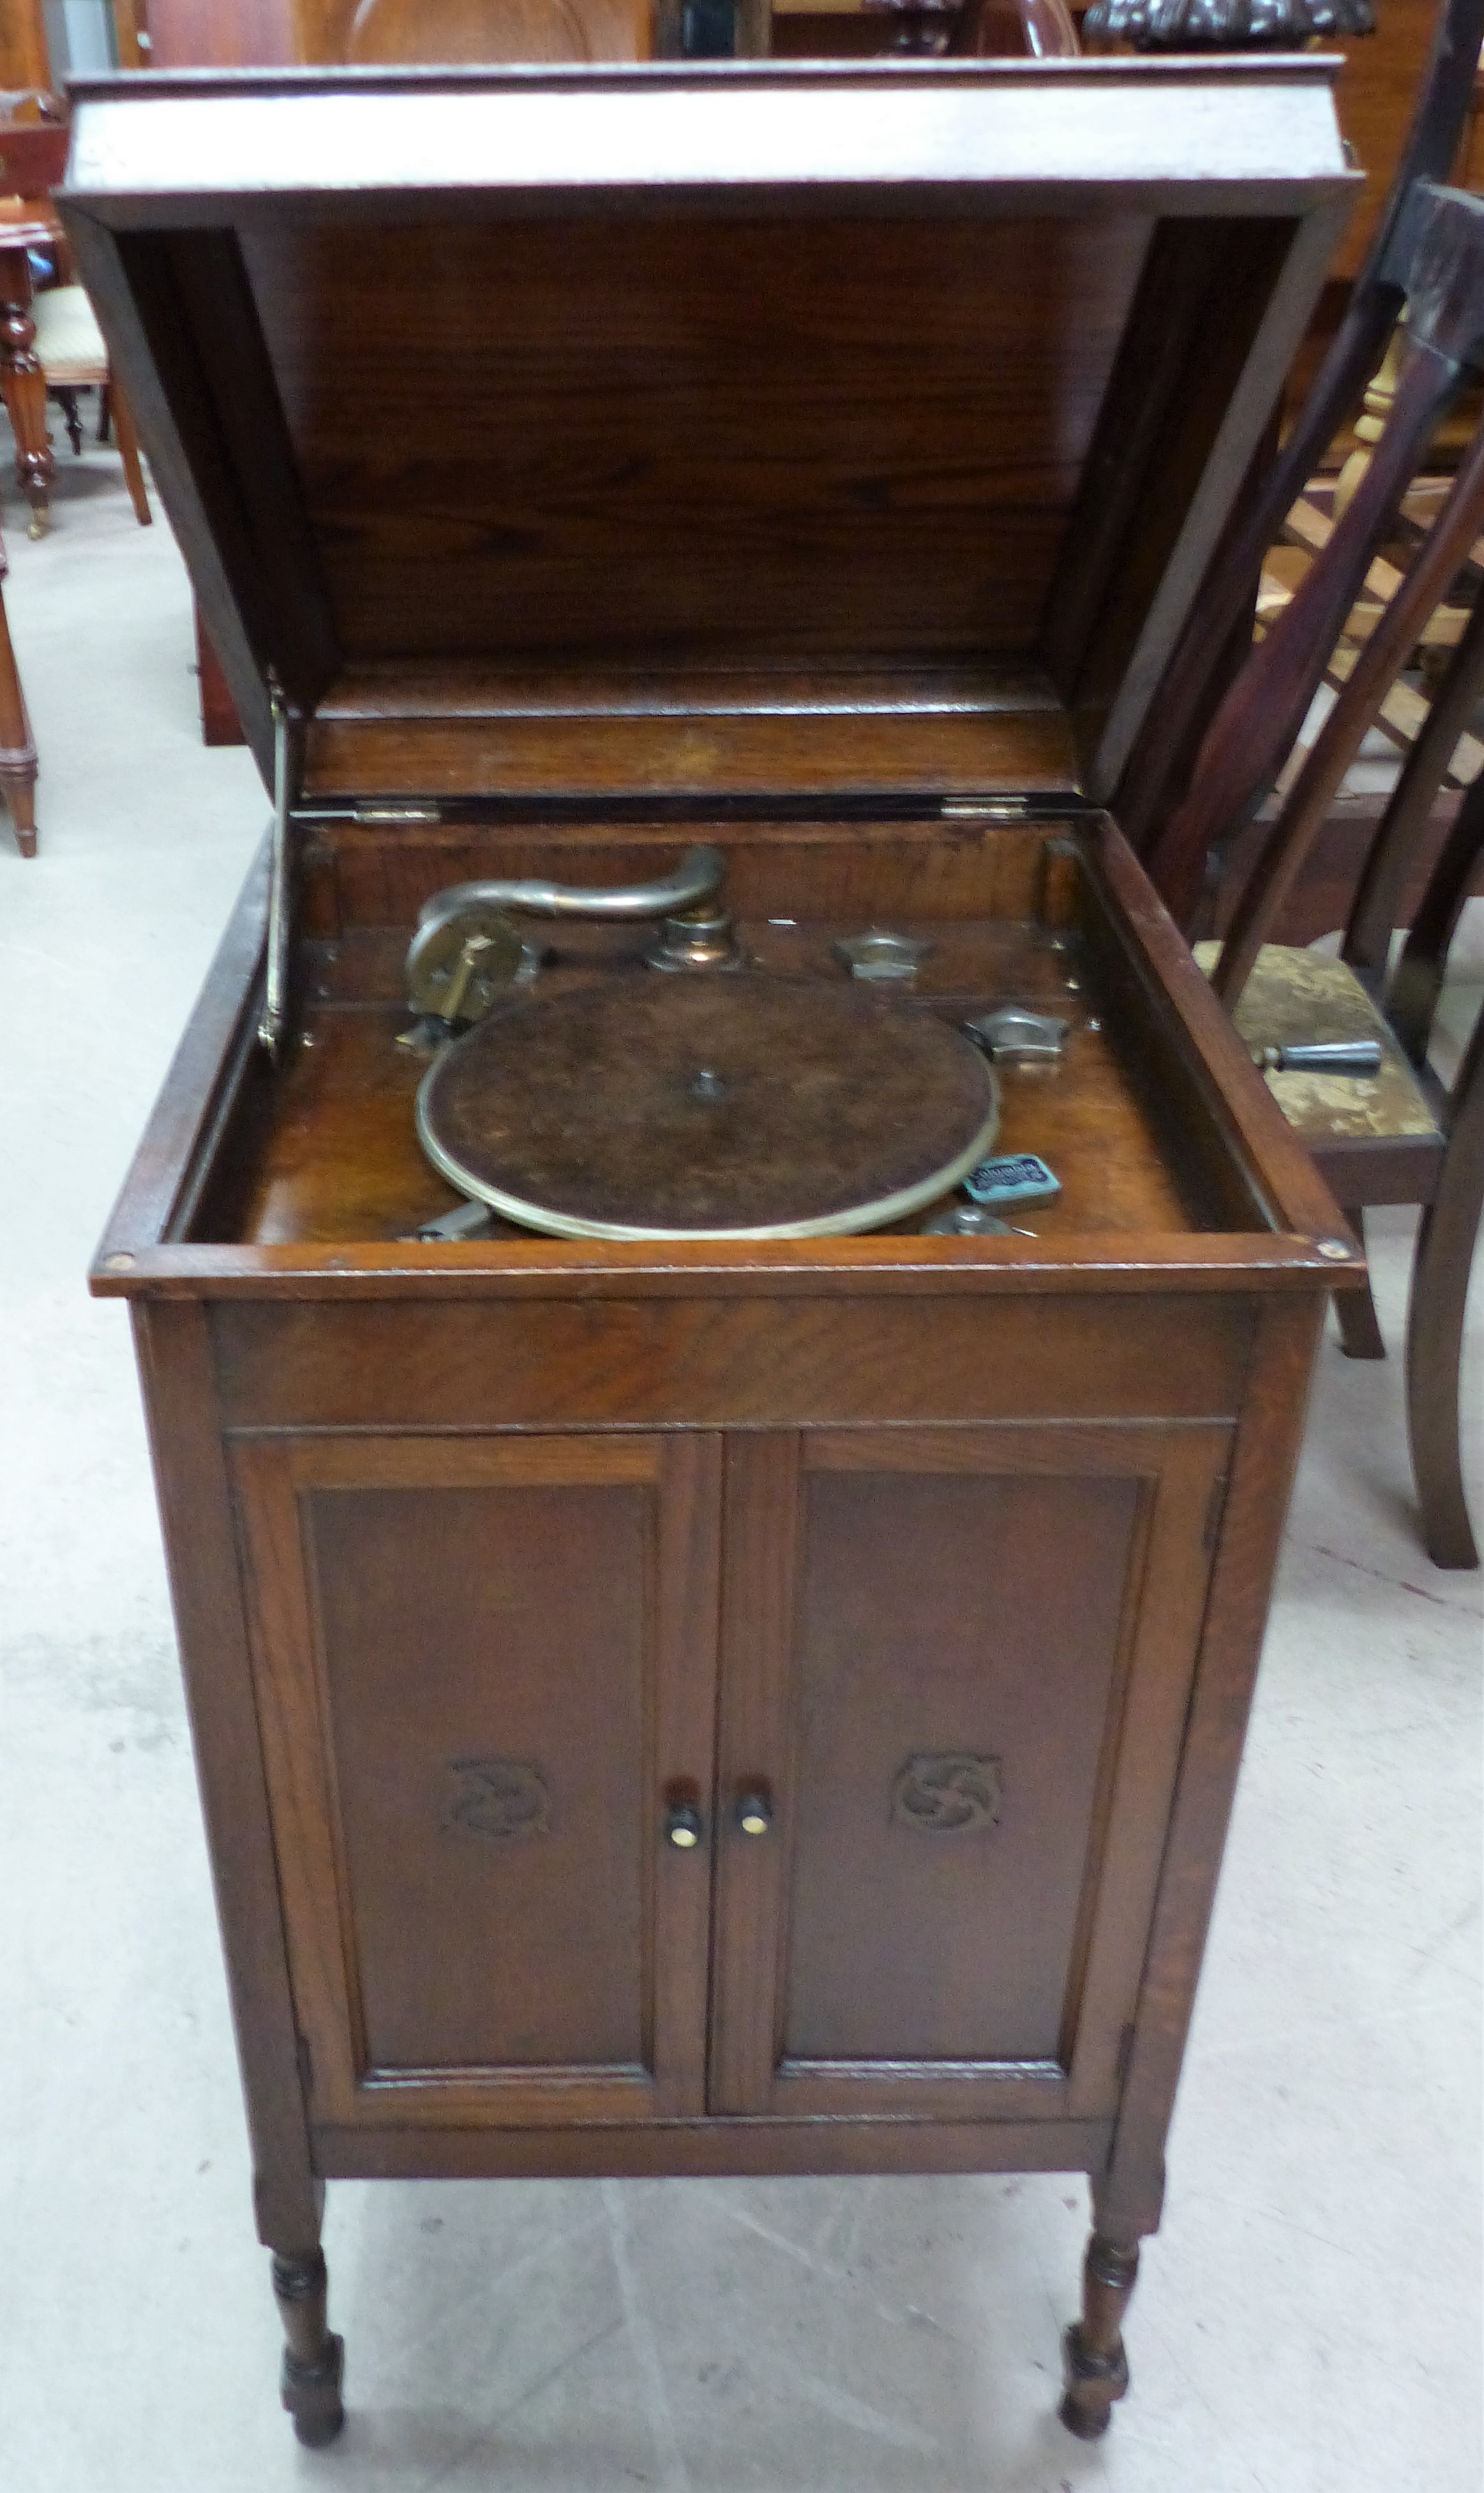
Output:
[271, 2248, 345, 2448]
[1060, 2229, 1140, 2440]
[1406, 1015, 1483, 1570]
[0, 250, 52, 538]
[57, 386, 83, 457]
[108, 382, 152, 528]
[1334, 1208, 1386, 1360]
[0, 543, 37, 856]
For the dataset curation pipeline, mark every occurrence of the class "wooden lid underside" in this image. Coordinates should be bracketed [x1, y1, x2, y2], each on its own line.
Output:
[60, 64, 1354, 804]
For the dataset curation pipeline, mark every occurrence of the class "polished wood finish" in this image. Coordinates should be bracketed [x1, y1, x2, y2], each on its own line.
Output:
[133, 0, 300, 66]
[0, 197, 58, 530]
[1060, 2231, 1139, 2438]
[195, 606, 244, 744]
[271, 2249, 344, 2448]
[347, 0, 651, 57]
[1144, 179, 1484, 1565]
[98, 807, 1354, 2446]
[73, 65, 1356, 2451]
[1144, 181, 1484, 925]
[0, 1, 50, 89]
[62, 62, 1354, 798]
[1118, 0, 1484, 854]
[232, 1429, 721, 2124]
[0, 513, 36, 852]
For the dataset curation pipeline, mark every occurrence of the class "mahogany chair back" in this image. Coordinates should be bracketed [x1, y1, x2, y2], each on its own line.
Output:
[346, 0, 650, 59]
[1116, 0, 1484, 864]
[1168, 181, 1484, 1569]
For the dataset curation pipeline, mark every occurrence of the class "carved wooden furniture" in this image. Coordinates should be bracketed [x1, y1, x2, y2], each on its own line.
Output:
[1116, 0, 1484, 857]
[68, 60, 1359, 2453]
[1081, 0, 1374, 43]
[1146, 183, 1484, 1568]
[0, 105, 68, 535]
[0, 101, 150, 534]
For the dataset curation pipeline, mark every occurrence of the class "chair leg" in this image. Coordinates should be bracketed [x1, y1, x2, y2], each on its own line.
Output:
[56, 386, 83, 456]
[1405, 1015, 1484, 1570]
[107, 382, 152, 528]
[1335, 1209, 1387, 1359]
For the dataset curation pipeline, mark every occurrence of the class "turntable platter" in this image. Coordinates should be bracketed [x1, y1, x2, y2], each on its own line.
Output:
[416, 974, 1000, 1240]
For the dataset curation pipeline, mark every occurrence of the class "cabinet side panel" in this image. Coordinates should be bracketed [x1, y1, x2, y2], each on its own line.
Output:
[130, 1302, 321, 2247]
[306, 1478, 650, 2074]
[785, 1468, 1140, 2064]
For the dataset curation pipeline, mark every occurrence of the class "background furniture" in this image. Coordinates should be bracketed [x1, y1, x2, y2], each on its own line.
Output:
[0, 96, 150, 534]
[1144, 181, 1484, 1568]
[345, 0, 651, 56]
[1116, 0, 1484, 862]
[0, 510, 37, 853]
[31, 281, 151, 523]
[0, 193, 61, 531]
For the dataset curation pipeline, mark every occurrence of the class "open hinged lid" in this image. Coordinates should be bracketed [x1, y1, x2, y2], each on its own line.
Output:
[62, 60, 1354, 816]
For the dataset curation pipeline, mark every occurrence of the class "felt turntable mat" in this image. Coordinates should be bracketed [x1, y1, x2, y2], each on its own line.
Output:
[416, 974, 999, 1239]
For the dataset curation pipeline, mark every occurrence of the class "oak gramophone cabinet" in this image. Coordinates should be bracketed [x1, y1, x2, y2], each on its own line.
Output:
[70, 60, 1361, 2451]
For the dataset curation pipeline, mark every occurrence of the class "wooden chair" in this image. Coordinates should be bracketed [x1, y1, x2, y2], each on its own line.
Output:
[31, 283, 151, 528]
[0, 94, 150, 534]
[345, 0, 651, 59]
[1115, 0, 1484, 866]
[1146, 179, 1484, 1568]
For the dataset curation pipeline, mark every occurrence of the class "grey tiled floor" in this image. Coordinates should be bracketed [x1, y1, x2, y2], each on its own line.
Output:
[1, 448, 1479, 2492]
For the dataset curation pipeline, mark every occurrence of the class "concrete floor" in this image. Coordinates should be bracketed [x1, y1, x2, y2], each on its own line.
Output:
[1, 443, 1480, 2493]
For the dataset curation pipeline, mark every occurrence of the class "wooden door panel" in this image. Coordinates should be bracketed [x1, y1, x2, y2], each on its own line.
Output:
[710, 1424, 1228, 2121]
[786, 1466, 1139, 2064]
[231, 1432, 720, 2127]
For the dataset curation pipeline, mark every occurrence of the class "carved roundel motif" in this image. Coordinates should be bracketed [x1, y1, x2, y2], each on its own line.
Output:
[891, 1752, 1003, 1835]
[442, 1757, 550, 1841]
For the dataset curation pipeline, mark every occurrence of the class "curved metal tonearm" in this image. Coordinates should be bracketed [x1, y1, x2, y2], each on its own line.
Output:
[416, 844, 725, 935]
[404, 844, 728, 1029]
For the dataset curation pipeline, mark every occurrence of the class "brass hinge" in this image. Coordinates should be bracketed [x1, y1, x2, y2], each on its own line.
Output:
[1203, 1471, 1231, 1556]
[940, 796, 1032, 821]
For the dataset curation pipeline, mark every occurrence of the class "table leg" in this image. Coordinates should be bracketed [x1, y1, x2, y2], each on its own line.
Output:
[0, 248, 53, 537]
[0, 551, 36, 856]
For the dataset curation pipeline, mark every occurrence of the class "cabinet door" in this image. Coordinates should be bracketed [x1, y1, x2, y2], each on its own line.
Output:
[230, 1433, 719, 2129]
[709, 1424, 1228, 2122]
